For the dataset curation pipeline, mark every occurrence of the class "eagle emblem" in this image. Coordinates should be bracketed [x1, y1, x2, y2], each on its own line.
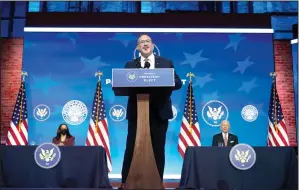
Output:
[34, 143, 61, 169]
[207, 106, 224, 121]
[36, 108, 48, 118]
[112, 108, 124, 119]
[109, 105, 126, 122]
[33, 104, 51, 121]
[128, 73, 136, 80]
[126, 71, 138, 82]
[229, 143, 256, 170]
[202, 100, 229, 127]
[234, 149, 251, 166]
[39, 148, 56, 163]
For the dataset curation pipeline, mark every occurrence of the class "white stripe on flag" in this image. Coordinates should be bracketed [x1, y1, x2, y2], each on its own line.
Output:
[7, 131, 17, 145]
[10, 122, 25, 145]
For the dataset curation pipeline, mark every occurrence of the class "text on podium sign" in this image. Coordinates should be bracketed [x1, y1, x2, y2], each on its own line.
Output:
[112, 68, 175, 87]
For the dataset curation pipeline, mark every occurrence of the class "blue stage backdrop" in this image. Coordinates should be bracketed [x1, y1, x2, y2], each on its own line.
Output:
[291, 39, 298, 141]
[23, 28, 274, 177]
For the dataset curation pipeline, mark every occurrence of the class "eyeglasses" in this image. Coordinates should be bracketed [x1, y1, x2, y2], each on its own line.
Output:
[139, 40, 152, 44]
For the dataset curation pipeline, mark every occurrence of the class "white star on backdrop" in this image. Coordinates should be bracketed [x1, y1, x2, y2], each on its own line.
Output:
[180, 50, 209, 68]
[233, 56, 255, 74]
[238, 78, 258, 93]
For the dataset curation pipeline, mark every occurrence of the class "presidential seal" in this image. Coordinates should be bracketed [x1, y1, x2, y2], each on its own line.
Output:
[133, 44, 160, 59]
[62, 100, 88, 125]
[34, 143, 61, 169]
[109, 105, 126, 122]
[229, 143, 256, 170]
[202, 100, 229, 127]
[241, 105, 258, 122]
[169, 105, 178, 122]
[33, 104, 51, 121]
[126, 71, 138, 82]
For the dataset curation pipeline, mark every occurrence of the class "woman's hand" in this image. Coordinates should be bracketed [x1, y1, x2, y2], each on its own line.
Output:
[58, 142, 65, 146]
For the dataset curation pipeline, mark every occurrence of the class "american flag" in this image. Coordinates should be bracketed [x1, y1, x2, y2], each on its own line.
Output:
[6, 81, 28, 146]
[178, 81, 201, 158]
[85, 81, 112, 172]
[267, 80, 290, 146]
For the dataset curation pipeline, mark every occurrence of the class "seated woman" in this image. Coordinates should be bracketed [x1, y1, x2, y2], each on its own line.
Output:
[52, 123, 75, 146]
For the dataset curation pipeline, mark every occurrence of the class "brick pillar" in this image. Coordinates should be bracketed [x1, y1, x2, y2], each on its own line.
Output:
[274, 40, 297, 146]
[0, 38, 24, 144]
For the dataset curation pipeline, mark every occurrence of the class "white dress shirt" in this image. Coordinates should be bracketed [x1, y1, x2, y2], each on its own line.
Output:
[140, 53, 155, 69]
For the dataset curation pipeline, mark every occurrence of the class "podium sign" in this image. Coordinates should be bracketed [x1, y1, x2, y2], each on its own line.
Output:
[112, 68, 175, 87]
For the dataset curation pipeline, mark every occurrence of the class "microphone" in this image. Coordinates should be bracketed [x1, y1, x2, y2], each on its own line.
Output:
[144, 61, 151, 69]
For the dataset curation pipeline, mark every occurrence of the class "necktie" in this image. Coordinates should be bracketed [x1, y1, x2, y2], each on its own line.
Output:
[144, 58, 150, 68]
[224, 134, 228, 146]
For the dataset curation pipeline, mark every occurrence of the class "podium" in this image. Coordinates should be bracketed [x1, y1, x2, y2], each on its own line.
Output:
[112, 68, 175, 189]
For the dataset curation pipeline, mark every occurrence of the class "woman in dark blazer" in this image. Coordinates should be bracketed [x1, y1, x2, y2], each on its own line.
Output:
[52, 123, 75, 146]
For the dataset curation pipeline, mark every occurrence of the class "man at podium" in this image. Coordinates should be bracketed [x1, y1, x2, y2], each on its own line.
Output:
[120, 34, 182, 187]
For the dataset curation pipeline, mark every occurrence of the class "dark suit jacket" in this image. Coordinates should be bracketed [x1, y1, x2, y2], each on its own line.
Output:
[212, 133, 238, 147]
[124, 56, 182, 120]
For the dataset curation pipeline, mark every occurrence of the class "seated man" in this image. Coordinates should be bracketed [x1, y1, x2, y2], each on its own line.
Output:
[212, 120, 238, 147]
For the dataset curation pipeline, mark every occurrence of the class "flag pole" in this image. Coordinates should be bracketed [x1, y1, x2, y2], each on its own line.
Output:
[94, 71, 103, 134]
[186, 72, 195, 134]
[18, 71, 28, 132]
[270, 72, 279, 133]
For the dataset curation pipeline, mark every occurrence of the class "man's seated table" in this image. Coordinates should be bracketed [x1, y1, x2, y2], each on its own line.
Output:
[179, 147, 298, 190]
[0, 145, 112, 188]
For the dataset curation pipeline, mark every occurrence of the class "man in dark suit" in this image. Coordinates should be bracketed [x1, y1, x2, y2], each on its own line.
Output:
[212, 120, 238, 147]
[120, 34, 182, 188]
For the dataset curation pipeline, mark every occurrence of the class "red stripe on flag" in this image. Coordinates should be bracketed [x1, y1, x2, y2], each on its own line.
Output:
[85, 138, 91, 146]
[192, 124, 200, 140]
[88, 126, 99, 146]
[179, 133, 189, 149]
[269, 127, 280, 146]
[182, 122, 198, 146]
[19, 121, 28, 145]
[178, 146, 185, 158]
[101, 119, 109, 137]
[8, 128, 20, 145]
[97, 121, 112, 164]
[279, 121, 289, 146]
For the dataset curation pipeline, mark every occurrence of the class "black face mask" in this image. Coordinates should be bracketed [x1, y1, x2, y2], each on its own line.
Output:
[60, 129, 67, 135]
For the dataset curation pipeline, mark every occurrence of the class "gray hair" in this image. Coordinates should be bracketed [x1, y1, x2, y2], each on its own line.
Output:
[220, 120, 230, 126]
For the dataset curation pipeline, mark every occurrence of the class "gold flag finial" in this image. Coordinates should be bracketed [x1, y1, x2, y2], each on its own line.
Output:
[186, 72, 195, 82]
[270, 72, 277, 79]
[95, 71, 103, 81]
[21, 71, 28, 81]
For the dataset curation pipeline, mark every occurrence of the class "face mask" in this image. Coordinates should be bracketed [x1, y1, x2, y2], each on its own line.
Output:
[61, 129, 67, 135]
